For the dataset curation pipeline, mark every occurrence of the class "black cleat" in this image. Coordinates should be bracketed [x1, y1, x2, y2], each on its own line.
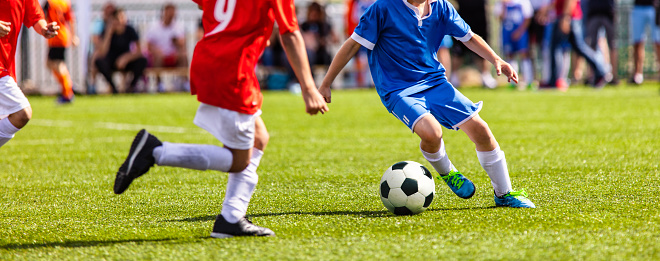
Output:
[114, 129, 162, 194]
[210, 215, 275, 238]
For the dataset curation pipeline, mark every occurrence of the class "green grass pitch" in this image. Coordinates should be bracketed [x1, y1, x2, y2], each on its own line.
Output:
[1, 85, 659, 260]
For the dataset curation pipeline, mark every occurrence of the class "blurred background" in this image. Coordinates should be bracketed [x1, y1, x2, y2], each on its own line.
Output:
[12, 0, 654, 95]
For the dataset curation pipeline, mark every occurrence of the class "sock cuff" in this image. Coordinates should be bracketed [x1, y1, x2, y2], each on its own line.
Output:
[476, 147, 503, 163]
[420, 140, 446, 162]
[0, 117, 20, 137]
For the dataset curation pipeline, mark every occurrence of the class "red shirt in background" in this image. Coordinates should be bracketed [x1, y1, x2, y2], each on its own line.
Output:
[555, 0, 583, 20]
[0, 0, 45, 80]
[45, 0, 75, 48]
[191, 0, 300, 115]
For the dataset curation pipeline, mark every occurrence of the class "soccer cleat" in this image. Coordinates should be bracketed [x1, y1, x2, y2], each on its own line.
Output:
[114, 129, 162, 194]
[494, 189, 536, 208]
[210, 215, 275, 238]
[438, 170, 476, 199]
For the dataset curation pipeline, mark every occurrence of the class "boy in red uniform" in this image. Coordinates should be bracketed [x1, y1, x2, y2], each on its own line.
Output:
[114, 0, 328, 238]
[44, 0, 78, 103]
[0, 0, 60, 148]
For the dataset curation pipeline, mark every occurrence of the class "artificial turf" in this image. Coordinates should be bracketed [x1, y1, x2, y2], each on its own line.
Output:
[1, 85, 659, 260]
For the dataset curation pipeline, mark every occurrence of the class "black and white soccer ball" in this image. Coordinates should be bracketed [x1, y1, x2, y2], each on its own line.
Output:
[379, 161, 435, 215]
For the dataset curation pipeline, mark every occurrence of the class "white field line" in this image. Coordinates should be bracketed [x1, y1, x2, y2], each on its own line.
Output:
[19, 137, 119, 146]
[30, 119, 206, 134]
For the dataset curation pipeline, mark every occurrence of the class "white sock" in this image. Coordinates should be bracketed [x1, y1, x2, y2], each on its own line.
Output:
[521, 59, 533, 85]
[0, 117, 20, 148]
[476, 147, 512, 197]
[221, 149, 262, 223]
[420, 140, 455, 176]
[153, 142, 233, 172]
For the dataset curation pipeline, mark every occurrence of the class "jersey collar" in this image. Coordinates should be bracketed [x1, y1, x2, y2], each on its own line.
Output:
[402, 0, 437, 26]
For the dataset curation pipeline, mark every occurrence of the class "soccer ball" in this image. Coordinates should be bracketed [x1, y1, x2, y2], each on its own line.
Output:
[379, 161, 435, 215]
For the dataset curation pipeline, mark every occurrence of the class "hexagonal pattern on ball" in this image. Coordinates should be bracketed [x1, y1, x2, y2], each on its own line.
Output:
[385, 169, 406, 188]
[387, 188, 408, 207]
[406, 192, 428, 214]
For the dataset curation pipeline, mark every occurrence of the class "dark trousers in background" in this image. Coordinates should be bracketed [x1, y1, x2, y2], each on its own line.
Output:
[549, 19, 607, 86]
[95, 56, 148, 94]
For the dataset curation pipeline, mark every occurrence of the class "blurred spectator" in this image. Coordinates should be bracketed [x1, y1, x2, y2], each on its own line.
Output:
[301, 2, 338, 69]
[44, 0, 78, 103]
[494, 0, 534, 89]
[451, 0, 498, 88]
[437, 35, 453, 79]
[528, 0, 551, 83]
[345, 0, 375, 87]
[145, 3, 187, 92]
[94, 8, 147, 93]
[630, 0, 660, 85]
[585, 0, 617, 85]
[88, 2, 116, 94]
[546, 0, 609, 89]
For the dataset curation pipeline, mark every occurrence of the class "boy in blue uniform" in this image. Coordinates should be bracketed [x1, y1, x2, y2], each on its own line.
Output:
[319, 0, 535, 208]
[495, 0, 534, 89]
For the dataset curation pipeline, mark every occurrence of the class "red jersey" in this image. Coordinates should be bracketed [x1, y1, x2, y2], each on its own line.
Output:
[190, 0, 299, 114]
[555, 0, 583, 20]
[0, 0, 45, 80]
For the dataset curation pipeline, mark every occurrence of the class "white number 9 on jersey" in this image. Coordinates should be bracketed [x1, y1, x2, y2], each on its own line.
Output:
[206, 0, 237, 36]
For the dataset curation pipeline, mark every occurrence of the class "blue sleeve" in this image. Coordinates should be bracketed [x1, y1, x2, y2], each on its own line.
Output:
[351, 3, 381, 50]
[440, 0, 472, 42]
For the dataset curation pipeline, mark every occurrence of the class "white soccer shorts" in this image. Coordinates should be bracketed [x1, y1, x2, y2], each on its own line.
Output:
[0, 76, 30, 117]
[193, 103, 261, 150]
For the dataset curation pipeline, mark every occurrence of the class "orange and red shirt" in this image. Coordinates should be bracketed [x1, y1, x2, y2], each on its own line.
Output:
[190, 0, 299, 115]
[0, 0, 45, 80]
[555, 0, 583, 20]
[44, 0, 74, 48]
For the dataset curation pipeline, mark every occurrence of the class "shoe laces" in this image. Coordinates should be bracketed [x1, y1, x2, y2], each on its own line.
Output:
[441, 171, 464, 188]
[503, 189, 528, 199]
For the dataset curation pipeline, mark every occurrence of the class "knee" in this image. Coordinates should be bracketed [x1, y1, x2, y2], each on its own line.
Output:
[9, 107, 32, 129]
[418, 127, 443, 145]
[229, 158, 250, 173]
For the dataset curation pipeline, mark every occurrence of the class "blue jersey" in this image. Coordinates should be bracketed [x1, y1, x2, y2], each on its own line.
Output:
[494, 0, 533, 33]
[351, 0, 472, 110]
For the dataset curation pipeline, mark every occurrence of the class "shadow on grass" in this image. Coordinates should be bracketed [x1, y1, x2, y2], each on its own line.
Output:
[163, 206, 494, 223]
[0, 237, 206, 250]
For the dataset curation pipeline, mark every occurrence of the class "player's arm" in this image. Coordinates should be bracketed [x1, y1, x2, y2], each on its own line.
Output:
[560, 0, 577, 33]
[462, 34, 518, 83]
[280, 30, 329, 115]
[512, 17, 532, 41]
[33, 20, 59, 39]
[319, 38, 361, 103]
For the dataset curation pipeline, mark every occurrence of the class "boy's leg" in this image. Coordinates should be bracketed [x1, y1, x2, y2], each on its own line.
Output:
[414, 114, 453, 175]
[415, 115, 475, 199]
[213, 116, 274, 238]
[459, 114, 534, 208]
[0, 76, 32, 148]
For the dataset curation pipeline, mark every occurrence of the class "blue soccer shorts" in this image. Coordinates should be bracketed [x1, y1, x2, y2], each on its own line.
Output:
[502, 28, 529, 56]
[389, 82, 482, 132]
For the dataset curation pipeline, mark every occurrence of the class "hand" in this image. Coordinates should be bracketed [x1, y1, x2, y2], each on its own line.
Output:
[71, 35, 80, 47]
[115, 54, 131, 70]
[302, 87, 329, 115]
[495, 59, 518, 84]
[43, 22, 60, 39]
[318, 84, 332, 103]
[0, 21, 11, 38]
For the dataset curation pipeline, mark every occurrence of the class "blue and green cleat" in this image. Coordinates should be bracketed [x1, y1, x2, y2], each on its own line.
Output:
[437, 170, 476, 199]
[494, 189, 536, 208]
